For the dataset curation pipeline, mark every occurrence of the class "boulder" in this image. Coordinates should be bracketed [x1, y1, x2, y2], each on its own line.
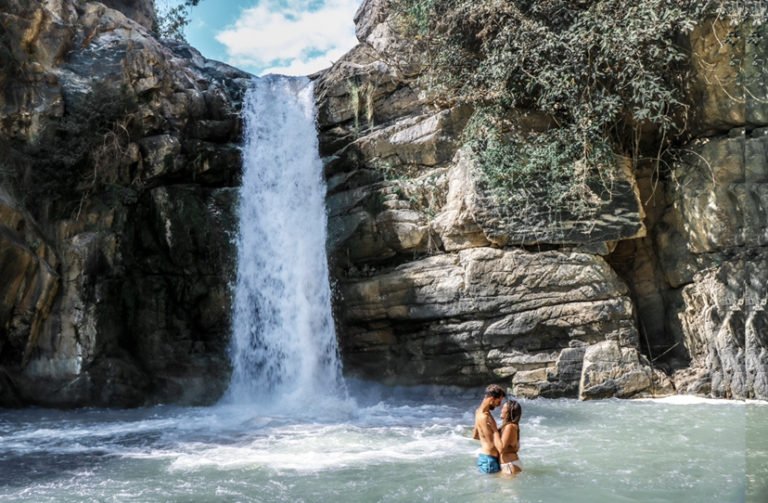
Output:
[337, 247, 660, 397]
[432, 150, 646, 250]
[579, 340, 673, 400]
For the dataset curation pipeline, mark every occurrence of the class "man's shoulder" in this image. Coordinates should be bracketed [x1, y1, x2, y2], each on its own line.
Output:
[475, 410, 493, 426]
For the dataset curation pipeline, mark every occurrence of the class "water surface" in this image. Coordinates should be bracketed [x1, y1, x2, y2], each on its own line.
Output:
[1, 386, 764, 502]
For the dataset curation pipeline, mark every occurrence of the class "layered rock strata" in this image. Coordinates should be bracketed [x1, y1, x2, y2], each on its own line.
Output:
[340, 247, 671, 399]
[654, 19, 768, 400]
[316, 1, 767, 399]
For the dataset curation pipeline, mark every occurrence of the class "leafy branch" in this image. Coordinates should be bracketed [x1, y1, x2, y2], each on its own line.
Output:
[154, 0, 204, 41]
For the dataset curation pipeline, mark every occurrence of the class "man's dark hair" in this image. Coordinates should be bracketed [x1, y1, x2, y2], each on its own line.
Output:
[484, 384, 506, 399]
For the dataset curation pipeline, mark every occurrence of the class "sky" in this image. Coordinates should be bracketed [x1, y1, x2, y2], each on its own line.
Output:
[158, 0, 363, 76]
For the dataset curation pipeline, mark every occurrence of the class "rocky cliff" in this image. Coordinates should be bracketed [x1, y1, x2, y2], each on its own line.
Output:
[1, 0, 765, 407]
[315, 0, 768, 400]
[0, 0, 250, 406]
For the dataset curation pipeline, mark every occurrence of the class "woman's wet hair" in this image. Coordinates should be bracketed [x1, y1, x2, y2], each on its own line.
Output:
[502, 399, 522, 424]
[511, 400, 522, 422]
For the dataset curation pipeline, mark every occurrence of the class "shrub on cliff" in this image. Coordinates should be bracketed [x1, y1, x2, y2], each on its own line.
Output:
[392, 0, 766, 218]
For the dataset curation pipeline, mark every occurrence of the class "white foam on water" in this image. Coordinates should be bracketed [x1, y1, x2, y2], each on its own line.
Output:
[635, 395, 747, 406]
[104, 401, 478, 474]
[165, 422, 473, 474]
[5, 418, 178, 442]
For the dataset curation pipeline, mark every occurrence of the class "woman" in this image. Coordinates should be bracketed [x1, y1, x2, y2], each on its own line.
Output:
[497, 399, 522, 475]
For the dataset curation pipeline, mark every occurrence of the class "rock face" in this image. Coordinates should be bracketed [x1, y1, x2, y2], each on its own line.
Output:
[673, 253, 768, 399]
[687, 19, 768, 135]
[316, 2, 768, 400]
[2, 0, 765, 407]
[658, 130, 768, 399]
[654, 21, 768, 400]
[100, 0, 155, 29]
[0, 0, 250, 406]
[316, 0, 664, 400]
[340, 248, 647, 399]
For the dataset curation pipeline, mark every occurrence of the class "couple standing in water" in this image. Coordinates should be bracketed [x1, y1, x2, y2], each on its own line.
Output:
[473, 384, 523, 475]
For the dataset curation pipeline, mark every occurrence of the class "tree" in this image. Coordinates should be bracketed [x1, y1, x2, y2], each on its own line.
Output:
[155, 0, 204, 41]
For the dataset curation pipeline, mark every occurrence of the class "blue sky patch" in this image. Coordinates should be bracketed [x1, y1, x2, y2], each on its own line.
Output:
[159, 0, 362, 76]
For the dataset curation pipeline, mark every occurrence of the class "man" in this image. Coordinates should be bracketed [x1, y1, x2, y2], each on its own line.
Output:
[473, 383, 506, 474]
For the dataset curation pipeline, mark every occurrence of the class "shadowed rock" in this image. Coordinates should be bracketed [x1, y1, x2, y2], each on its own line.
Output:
[0, 0, 249, 407]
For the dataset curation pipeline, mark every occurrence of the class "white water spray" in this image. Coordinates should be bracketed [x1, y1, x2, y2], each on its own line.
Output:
[225, 76, 344, 408]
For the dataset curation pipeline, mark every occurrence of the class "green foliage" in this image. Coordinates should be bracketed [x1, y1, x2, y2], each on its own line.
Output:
[391, 0, 766, 217]
[400, 0, 437, 34]
[465, 111, 614, 218]
[348, 79, 377, 135]
[155, 0, 203, 41]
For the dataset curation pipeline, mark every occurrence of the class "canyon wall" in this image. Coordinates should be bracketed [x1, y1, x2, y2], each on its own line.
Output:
[315, 0, 767, 400]
[1, 0, 765, 407]
[0, 0, 249, 406]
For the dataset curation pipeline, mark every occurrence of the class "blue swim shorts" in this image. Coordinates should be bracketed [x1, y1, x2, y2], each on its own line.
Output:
[477, 453, 501, 474]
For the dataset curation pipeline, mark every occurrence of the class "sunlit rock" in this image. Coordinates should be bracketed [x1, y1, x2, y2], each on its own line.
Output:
[687, 19, 768, 134]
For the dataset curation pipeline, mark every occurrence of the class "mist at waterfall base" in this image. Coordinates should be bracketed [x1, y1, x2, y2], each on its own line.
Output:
[1, 78, 767, 503]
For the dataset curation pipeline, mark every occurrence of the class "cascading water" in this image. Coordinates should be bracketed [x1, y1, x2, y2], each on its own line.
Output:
[225, 76, 344, 407]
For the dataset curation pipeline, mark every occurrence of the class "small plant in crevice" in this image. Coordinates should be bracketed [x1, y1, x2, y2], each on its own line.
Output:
[347, 78, 377, 136]
[73, 113, 137, 221]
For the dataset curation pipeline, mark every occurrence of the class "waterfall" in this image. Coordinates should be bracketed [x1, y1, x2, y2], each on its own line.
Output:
[225, 76, 344, 408]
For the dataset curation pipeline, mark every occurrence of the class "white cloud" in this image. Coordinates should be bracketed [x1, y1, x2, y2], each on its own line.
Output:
[216, 0, 362, 76]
